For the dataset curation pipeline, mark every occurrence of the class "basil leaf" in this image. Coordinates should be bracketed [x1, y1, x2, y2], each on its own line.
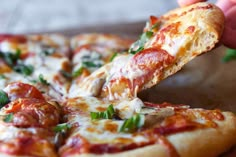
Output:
[72, 66, 84, 78]
[3, 113, 13, 123]
[0, 90, 10, 108]
[38, 74, 50, 85]
[14, 64, 34, 76]
[42, 48, 55, 56]
[0, 50, 21, 66]
[60, 70, 72, 79]
[90, 104, 115, 120]
[222, 48, 236, 62]
[53, 123, 71, 133]
[129, 46, 144, 55]
[129, 31, 153, 55]
[119, 114, 145, 133]
[0, 74, 6, 79]
[110, 52, 118, 62]
[82, 61, 102, 68]
[151, 21, 161, 30]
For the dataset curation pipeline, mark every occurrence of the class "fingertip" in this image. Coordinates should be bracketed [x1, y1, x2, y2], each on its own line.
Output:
[177, 0, 207, 7]
[221, 26, 236, 49]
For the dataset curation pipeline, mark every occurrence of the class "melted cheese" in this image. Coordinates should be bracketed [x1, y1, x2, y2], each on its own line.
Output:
[116, 98, 144, 119]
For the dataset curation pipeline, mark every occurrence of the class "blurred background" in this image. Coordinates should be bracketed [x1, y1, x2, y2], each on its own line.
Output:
[0, 0, 217, 34]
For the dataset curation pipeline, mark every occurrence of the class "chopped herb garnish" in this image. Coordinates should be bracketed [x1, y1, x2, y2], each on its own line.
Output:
[129, 31, 154, 55]
[39, 74, 50, 85]
[0, 74, 6, 79]
[29, 79, 38, 84]
[42, 48, 55, 56]
[82, 61, 102, 68]
[110, 52, 118, 62]
[0, 90, 10, 108]
[60, 70, 72, 79]
[53, 123, 71, 133]
[0, 50, 21, 66]
[119, 114, 145, 133]
[72, 66, 84, 78]
[129, 46, 144, 55]
[90, 105, 115, 120]
[3, 113, 13, 123]
[13, 64, 34, 76]
[222, 48, 236, 62]
[151, 21, 161, 30]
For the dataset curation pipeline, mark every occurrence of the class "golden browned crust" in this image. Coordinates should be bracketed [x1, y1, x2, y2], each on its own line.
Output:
[144, 2, 225, 90]
[63, 112, 236, 157]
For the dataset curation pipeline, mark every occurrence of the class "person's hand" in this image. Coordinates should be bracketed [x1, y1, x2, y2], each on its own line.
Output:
[178, 0, 236, 49]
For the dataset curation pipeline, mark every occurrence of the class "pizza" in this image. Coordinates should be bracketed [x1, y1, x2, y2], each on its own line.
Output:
[0, 2, 235, 157]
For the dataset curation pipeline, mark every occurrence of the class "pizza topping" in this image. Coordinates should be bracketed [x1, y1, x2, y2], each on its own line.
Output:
[41, 47, 55, 56]
[38, 74, 50, 86]
[72, 66, 84, 78]
[2, 98, 60, 127]
[3, 113, 13, 123]
[13, 63, 34, 76]
[0, 90, 10, 108]
[60, 70, 72, 79]
[90, 104, 115, 120]
[0, 74, 6, 79]
[119, 114, 145, 133]
[129, 31, 154, 54]
[109, 52, 118, 62]
[54, 123, 71, 133]
[0, 49, 21, 66]
[116, 98, 144, 119]
[4, 82, 45, 101]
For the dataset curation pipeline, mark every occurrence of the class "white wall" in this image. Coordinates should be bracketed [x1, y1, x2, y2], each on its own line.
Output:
[0, 0, 216, 33]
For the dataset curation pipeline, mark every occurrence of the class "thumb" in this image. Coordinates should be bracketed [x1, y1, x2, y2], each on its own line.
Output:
[177, 0, 207, 7]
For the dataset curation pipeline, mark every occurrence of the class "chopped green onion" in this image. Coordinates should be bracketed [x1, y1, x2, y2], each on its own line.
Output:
[42, 48, 55, 56]
[72, 66, 84, 78]
[0, 50, 21, 66]
[110, 52, 118, 62]
[13, 64, 34, 76]
[0, 74, 6, 79]
[222, 48, 236, 62]
[82, 61, 102, 68]
[3, 113, 13, 123]
[119, 114, 145, 133]
[151, 21, 161, 30]
[53, 123, 71, 133]
[0, 90, 10, 108]
[60, 70, 72, 79]
[90, 104, 115, 120]
[129, 31, 153, 55]
[129, 46, 144, 55]
[29, 79, 38, 84]
[38, 74, 50, 85]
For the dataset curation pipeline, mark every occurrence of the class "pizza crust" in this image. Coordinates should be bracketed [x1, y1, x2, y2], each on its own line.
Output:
[67, 112, 236, 157]
[144, 2, 225, 90]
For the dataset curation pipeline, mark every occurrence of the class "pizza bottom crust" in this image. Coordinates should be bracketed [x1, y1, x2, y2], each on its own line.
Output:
[68, 112, 236, 157]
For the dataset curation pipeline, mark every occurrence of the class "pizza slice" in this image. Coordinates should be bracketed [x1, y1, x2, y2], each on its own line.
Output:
[0, 34, 71, 101]
[71, 2, 224, 100]
[69, 33, 133, 98]
[0, 83, 61, 157]
[59, 96, 236, 157]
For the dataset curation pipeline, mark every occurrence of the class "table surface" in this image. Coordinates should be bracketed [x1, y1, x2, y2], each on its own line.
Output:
[0, 0, 216, 34]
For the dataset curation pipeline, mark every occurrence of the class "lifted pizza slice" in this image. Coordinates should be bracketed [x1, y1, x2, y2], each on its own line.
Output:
[71, 3, 224, 101]
[69, 33, 133, 98]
